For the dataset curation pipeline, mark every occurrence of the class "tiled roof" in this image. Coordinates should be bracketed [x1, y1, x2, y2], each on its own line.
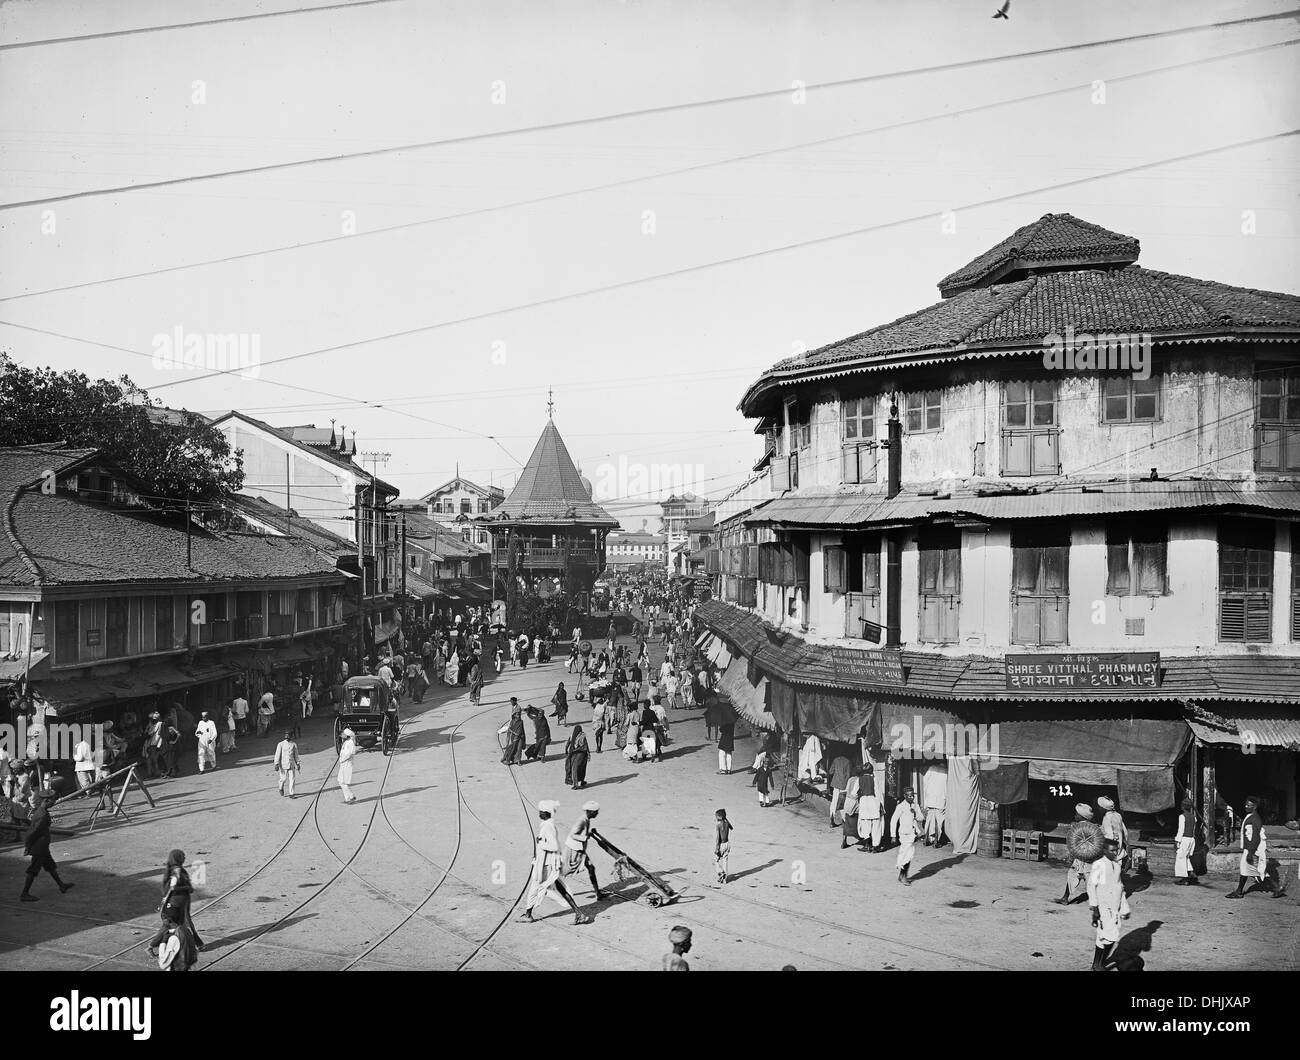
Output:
[938, 213, 1140, 296]
[223, 494, 357, 561]
[485, 420, 619, 527]
[0, 452, 345, 588]
[742, 218, 1300, 416]
[697, 600, 1300, 704]
[745, 478, 1300, 528]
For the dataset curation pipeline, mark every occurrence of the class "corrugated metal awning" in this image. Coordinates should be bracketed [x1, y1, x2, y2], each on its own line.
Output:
[1185, 706, 1300, 750]
[746, 479, 1300, 529]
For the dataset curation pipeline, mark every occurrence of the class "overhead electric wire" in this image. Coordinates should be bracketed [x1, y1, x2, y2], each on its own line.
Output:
[5, 34, 1294, 304]
[1, 9, 1293, 210]
[0, 0, 405, 52]
[113, 127, 1298, 393]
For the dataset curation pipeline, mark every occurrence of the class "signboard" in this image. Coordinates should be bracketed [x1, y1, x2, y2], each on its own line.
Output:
[830, 647, 905, 686]
[1005, 652, 1160, 692]
[85, 629, 101, 646]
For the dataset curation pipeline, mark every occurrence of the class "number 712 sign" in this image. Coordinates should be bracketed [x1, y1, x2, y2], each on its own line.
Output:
[1049, 785, 1074, 797]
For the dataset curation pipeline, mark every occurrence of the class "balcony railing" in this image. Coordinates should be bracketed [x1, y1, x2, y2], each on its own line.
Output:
[492, 547, 598, 568]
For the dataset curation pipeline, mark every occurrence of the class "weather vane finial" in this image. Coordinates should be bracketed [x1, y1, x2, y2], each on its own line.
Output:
[547, 387, 555, 420]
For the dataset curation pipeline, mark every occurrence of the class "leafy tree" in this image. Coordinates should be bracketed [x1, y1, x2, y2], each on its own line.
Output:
[0, 353, 243, 501]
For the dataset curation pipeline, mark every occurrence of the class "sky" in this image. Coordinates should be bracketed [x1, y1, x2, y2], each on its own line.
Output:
[1, 0, 1297, 530]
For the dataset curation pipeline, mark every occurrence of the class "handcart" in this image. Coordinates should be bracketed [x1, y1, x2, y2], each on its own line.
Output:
[589, 828, 682, 907]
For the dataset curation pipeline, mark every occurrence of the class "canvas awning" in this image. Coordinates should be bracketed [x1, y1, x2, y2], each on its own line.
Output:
[706, 637, 732, 669]
[717, 657, 774, 732]
[35, 661, 240, 716]
[988, 717, 1191, 785]
[374, 618, 402, 645]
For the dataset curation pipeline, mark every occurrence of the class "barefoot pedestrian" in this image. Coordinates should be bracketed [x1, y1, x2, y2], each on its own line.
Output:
[338, 729, 358, 803]
[19, 789, 73, 902]
[517, 800, 592, 925]
[891, 787, 924, 886]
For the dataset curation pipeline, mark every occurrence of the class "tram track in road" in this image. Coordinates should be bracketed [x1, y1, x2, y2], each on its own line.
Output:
[80, 755, 343, 971]
[199, 738, 398, 969]
[338, 703, 535, 971]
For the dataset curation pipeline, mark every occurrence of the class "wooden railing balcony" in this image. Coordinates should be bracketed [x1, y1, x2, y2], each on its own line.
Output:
[491, 547, 599, 568]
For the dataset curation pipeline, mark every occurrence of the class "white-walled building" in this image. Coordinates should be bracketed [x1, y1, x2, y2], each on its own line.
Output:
[698, 214, 1300, 859]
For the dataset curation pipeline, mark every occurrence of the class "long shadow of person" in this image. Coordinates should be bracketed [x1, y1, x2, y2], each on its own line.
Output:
[1112, 919, 1163, 971]
[910, 853, 970, 882]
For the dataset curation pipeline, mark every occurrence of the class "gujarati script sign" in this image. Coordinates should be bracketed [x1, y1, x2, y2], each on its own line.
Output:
[1005, 652, 1160, 692]
[830, 647, 905, 686]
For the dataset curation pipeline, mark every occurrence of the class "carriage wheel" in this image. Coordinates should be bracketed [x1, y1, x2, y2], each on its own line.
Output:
[382, 716, 396, 756]
[334, 718, 343, 755]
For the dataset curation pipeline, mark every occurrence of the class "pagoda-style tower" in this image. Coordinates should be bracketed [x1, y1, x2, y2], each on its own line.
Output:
[477, 399, 620, 606]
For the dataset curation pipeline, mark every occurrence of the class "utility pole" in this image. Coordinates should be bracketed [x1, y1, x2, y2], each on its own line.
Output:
[400, 510, 407, 628]
[285, 452, 292, 536]
[186, 499, 193, 570]
[360, 451, 391, 593]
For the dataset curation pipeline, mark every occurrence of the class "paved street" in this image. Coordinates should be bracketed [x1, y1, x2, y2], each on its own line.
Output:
[1, 640, 1295, 972]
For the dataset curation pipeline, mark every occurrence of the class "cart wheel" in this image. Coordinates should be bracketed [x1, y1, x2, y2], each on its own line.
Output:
[382, 716, 396, 756]
[647, 893, 663, 908]
[334, 718, 343, 755]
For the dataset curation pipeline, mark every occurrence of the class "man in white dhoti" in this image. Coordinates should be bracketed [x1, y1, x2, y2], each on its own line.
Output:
[859, 777, 884, 852]
[560, 801, 604, 900]
[1087, 837, 1130, 969]
[518, 800, 592, 925]
[1097, 795, 1128, 873]
[1174, 796, 1199, 886]
[1226, 795, 1273, 899]
[890, 787, 924, 885]
[195, 712, 218, 773]
[337, 729, 357, 803]
[922, 762, 947, 847]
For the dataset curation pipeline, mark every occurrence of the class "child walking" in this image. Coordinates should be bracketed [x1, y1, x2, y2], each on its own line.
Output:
[714, 808, 734, 884]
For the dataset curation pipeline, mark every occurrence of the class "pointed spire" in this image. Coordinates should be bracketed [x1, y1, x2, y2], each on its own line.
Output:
[547, 387, 555, 420]
[329, 418, 337, 448]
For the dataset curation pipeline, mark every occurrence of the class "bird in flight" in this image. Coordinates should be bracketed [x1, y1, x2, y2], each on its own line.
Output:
[993, 1, 1010, 17]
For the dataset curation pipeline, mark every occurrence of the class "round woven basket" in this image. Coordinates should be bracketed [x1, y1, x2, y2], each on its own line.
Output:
[1067, 820, 1105, 863]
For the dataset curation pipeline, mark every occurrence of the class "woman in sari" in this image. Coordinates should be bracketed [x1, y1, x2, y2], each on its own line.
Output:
[468, 658, 483, 705]
[218, 704, 237, 754]
[564, 725, 590, 789]
[149, 849, 204, 954]
[432, 645, 446, 685]
[445, 649, 459, 686]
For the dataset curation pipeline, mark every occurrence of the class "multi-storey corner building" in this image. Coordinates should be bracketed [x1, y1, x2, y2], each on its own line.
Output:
[698, 214, 1300, 862]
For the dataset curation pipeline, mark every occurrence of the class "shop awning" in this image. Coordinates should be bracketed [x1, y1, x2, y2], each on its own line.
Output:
[1185, 706, 1300, 751]
[717, 657, 775, 732]
[374, 618, 402, 645]
[706, 637, 732, 669]
[35, 661, 240, 716]
[276, 643, 327, 667]
[989, 717, 1191, 787]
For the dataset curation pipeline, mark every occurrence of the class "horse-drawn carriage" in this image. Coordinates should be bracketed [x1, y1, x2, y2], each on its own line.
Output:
[336, 676, 399, 755]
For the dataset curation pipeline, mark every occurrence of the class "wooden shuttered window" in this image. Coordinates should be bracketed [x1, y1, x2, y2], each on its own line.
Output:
[824, 546, 848, 593]
[1010, 528, 1070, 646]
[770, 455, 790, 493]
[918, 528, 961, 644]
[1219, 519, 1273, 643]
[1105, 524, 1168, 596]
